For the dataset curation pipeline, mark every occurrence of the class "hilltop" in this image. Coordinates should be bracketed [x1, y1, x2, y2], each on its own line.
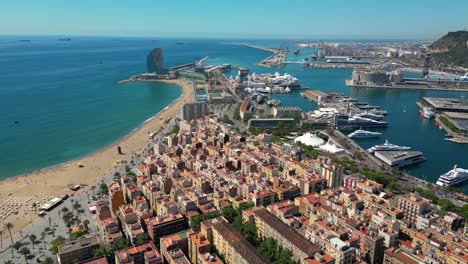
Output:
[429, 30, 468, 68]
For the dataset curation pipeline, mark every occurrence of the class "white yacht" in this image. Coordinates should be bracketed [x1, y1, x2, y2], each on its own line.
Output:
[348, 129, 382, 138]
[436, 165, 468, 187]
[367, 140, 411, 153]
[268, 72, 301, 87]
[355, 111, 385, 121]
[420, 107, 435, 119]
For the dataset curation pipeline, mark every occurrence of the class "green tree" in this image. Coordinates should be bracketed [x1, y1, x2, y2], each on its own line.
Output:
[4, 223, 13, 244]
[190, 211, 221, 231]
[83, 220, 90, 230]
[93, 245, 111, 257]
[0, 229, 3, 249]
[4, 260, 14, 264]
[43, 256, 55, 264]
[258, 237, 298, 264]
[135, 234, 150, 245]
[70, 231, 85, 241]
[221, 207, 238, 223]
[49, 236, 66, 253]
[62, 211, 74, 223]
[18, 247, 30, 264]
[40, 231, 46, 249]
[99, 183, 109, 195]
[111, 238, 129, 251]
[13, 241, 23, 251]
[28, 234, 37, 249]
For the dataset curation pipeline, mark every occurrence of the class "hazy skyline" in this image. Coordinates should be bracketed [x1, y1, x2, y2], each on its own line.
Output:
[1, 0, 467, 40]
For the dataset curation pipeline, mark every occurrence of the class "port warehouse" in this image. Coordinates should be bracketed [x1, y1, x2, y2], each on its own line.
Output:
[422, 97, 468, 136]
[346, 69, 468, 89]
[39, 197, 63, 211]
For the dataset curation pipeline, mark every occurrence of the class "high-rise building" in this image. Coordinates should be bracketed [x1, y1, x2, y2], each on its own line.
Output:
[320, 163, 343, 188]
[147, 48, 164, 74]
[181, 103, 208, 121]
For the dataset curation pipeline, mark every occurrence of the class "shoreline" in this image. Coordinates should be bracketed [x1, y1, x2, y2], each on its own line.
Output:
[0, 79, 193, 236]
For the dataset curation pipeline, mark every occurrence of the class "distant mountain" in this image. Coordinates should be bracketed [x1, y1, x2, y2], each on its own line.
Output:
[428, 31, 468, 68]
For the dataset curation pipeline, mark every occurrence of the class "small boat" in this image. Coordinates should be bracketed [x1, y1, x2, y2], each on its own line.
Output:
[348, 129, 382, 138]
[420, 107, 435, 119]
[293, 49, 300, 55]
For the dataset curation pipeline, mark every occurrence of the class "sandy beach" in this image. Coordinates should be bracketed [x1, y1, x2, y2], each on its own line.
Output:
[0, 79, 193, 237]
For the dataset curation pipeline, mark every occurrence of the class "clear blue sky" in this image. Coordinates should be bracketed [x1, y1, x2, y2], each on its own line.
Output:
[1, 0, 467, 40]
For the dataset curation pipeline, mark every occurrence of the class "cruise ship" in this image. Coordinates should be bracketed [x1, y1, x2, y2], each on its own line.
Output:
[420, 107, 435, 119]
[367, 140, 411, 153]
[436, 165, 468, 187]
[348, 129, 382, 138]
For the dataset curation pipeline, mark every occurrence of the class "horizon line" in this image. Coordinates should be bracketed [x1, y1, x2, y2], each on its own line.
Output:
[0, 33, 435, 42]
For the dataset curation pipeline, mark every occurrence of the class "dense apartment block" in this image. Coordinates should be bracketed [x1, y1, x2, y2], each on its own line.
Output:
[146, 213, 188, 245]
[201, 218, 269, 264]
[57, 235, 101, 264]
[251, 207, 334, 264]
[115, 241, 163, 264]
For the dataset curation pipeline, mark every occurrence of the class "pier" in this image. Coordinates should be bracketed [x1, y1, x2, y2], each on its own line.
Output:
[346, 81, 468, 92]
[244, 44, 288, 68]
[169, 56, 209, 72]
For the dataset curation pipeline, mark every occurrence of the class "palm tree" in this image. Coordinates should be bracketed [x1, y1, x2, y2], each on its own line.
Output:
[66, 223, 71, 234]
[4, 223, 13, 244]
[43, 257, 55, 264]
[40, 232, 46, 248]
[28, 234, 37, 249]
[18, 247, 30, 264]
[83, 220, 90, 230]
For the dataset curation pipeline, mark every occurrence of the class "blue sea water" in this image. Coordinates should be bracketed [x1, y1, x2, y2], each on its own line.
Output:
[0, 36, 467, 193]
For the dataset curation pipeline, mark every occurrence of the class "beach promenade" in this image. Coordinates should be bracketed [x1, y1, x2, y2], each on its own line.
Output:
[0, 79, 193, 239]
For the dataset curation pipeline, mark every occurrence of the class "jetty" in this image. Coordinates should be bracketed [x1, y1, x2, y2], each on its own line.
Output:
[244, 44, 288, 68]
[169, 56, 209, 72]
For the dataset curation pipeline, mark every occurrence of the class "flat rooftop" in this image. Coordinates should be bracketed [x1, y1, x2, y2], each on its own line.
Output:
[444, 111, 468, 120]
[423, 97, 468, 112]
[58, 235, 100, 255]
[253, 207, 321, 258]
[375, 151, 423, 162]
